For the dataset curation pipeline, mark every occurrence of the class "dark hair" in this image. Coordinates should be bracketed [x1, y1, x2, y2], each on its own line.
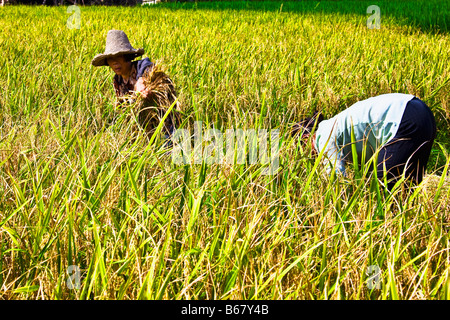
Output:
[291, 111, 324, 137]
[124, 54, 137, 62]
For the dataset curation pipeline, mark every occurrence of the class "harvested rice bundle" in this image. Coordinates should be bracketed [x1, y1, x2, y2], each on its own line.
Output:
[134, 63, 181, 137]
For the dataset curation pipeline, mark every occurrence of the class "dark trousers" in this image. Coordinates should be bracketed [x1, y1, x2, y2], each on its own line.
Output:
[377, 97, 436, 189]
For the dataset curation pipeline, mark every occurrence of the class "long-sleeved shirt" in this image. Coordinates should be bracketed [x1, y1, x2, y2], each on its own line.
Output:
[314, 93, 415, 175]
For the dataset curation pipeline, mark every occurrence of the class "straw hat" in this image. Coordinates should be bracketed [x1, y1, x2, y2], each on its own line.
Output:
[91, 30, 145, 67]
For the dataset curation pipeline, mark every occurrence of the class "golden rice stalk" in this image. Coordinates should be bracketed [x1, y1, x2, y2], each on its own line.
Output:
[135, 63, 181, 137]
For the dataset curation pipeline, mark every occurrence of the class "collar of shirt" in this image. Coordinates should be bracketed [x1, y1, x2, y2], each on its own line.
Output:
[122, 63, 137, 87]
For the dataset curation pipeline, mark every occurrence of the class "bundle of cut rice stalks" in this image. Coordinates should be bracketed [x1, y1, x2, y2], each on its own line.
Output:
[118, 63, 181, 138]
[137, 64, 181, 138]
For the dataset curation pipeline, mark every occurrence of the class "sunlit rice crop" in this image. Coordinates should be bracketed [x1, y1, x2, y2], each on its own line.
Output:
[0, 1, 450, 300]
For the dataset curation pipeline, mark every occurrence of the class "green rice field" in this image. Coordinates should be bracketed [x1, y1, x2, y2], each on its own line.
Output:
[0, 0, 450, 300]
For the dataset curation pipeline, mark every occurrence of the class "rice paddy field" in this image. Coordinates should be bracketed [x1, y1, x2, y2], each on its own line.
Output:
[1, 0, 450, 300]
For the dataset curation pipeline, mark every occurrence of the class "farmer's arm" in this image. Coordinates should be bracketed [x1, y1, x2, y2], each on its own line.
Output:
[316, 119, 346, 176]
[321, 140, 346, 176]
[134, 58, 154, 98]
[112, 75, 124, 108]
[135, 77, 150, 98]
[113, 75, 121, 97]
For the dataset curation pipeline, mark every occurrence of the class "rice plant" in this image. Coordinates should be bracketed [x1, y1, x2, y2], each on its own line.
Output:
[0, 1, 450, 300]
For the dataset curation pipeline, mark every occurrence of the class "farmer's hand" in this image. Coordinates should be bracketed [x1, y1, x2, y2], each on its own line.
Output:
[135, 77, 150, 98]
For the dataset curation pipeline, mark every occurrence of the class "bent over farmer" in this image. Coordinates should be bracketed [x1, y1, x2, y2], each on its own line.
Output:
[292, 93, 436, 190]
[91, 29, 179, 139]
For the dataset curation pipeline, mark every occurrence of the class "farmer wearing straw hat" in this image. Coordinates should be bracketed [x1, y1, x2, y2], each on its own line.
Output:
[92, 29, 153, 101]
[292, 93, 436, 190]
[92, 29, 179, 140]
